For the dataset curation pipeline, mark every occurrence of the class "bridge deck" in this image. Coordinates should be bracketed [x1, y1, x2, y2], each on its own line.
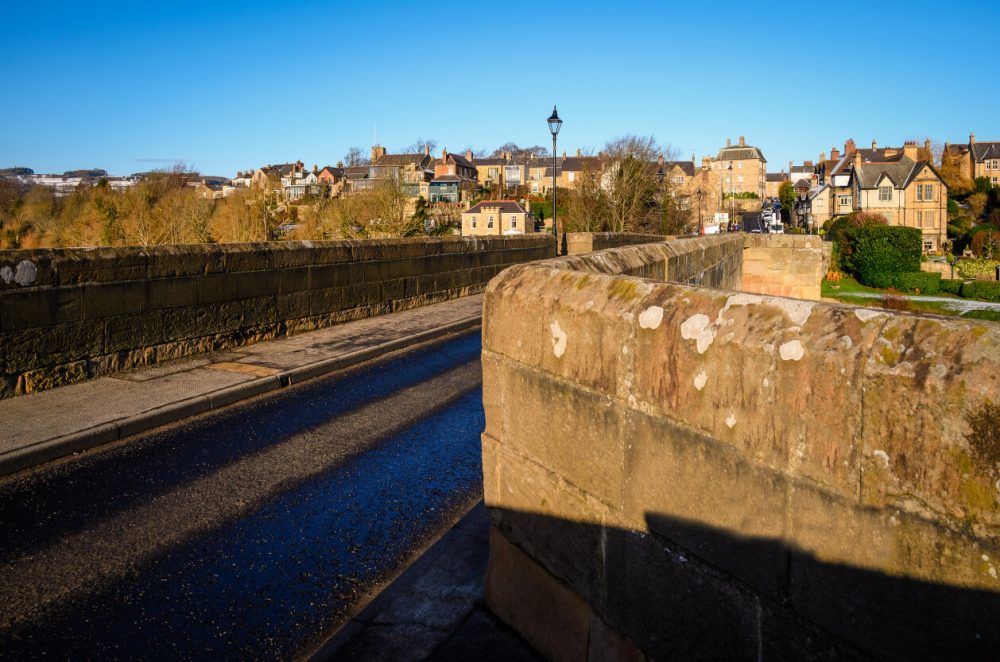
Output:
[0, 294, 482, 477]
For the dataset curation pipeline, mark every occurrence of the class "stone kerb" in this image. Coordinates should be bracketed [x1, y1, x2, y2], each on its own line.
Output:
[481, 239, 1000, 659]
[0, 236, 555, 397]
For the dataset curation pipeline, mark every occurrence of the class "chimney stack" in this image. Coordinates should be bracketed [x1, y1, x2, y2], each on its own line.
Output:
[845, 138, 856, 154]
[424, 144, 430, 156]
[739, 135, 746, 147]
[789, 160, 793, 173]
[576, 148, 582, 157]
[924, 139, 931, 153]
[337, 160, 344, 168]
[853, 149, 862, 170]
[820, 152, 826, 163]
[871, 140, 877, 150]
[442, 148, 448, 160]
[371, 145, 387, 162]
[466, 149, 473, 162]
[903, 141, 918, 161]
[831, 147, 841, 161]
[970, 133, 976, 145]
[726, 138, 731, 147]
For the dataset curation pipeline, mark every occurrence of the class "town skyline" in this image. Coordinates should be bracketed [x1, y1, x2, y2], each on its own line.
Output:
[3, 0, 997, 176]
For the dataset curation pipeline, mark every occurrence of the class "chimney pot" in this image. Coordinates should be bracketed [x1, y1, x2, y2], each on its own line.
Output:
[726, 138, 731, 147]
[576, 148, 581, 157]
[739, 136, 745, 147]
[970, 133, 976, 144]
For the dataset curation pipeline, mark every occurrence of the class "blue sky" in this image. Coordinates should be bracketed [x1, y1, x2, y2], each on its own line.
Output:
[2, 0, 996, 177]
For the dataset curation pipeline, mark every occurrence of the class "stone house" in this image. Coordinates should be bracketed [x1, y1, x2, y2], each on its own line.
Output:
[848, 141, 948, 251]
[712, 136, 767, 200]
[944, 133, 1000, 186]
[461, 200, 533, 236]
[356, 145, 435, 197]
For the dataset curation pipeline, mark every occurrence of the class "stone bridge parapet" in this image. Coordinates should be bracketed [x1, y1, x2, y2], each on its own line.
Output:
[481, 235, 1000, 660]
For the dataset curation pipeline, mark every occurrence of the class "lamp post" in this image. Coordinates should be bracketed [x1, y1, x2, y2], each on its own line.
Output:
[696, 188, 704, 235]
[728, 162, 734, 231]
[547, 106, 562, 252]
[656, 165, 665, 235]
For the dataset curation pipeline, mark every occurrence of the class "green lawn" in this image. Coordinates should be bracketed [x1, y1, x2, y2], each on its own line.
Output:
[821, 276, 962, 316]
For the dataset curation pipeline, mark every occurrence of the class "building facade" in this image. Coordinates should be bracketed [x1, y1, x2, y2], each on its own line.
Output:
[461, 200, 532, 236]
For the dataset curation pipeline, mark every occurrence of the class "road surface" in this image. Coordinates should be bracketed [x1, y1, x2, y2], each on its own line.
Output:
[0, 330, 486, 660]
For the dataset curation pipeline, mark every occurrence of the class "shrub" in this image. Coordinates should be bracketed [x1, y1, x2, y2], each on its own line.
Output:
[961, 309, 1000, 322]
[940, 278, 964, 295]
[956, 257, 1000, 279]
[961, 280, 1000, 302]
[851, 225, 922, 288]
[890, 271, 941, 295]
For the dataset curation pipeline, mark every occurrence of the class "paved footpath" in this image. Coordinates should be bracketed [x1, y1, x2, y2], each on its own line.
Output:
[0, 294, 482, 477]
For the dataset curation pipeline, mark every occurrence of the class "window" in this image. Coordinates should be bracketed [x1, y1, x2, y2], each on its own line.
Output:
[886, 212, 893, 224]
[488, 215, 494, 228]
[738, 176, 744, 183]
[671, 175, 684, 184]
[879, 186, 892, 201]
[990, 160, 999, 170]
[737, 162, 743, 169]
[924, 240, 934, 251]
[839, 195, 851, 207]
[993, 176, 999, 185]
[471, 215, 477, 229]
[917, 184, 934, 201]
[511, 216, 517, 229]
[568, 172, 575, 182]
[532, 184, 539, 193]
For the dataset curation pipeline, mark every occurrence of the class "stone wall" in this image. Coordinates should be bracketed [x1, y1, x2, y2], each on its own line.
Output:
[742, 234, 831, 300]
[481, 241, 1000, 660]
[0, 236, 554, 397]
[563, 232, 666, 256]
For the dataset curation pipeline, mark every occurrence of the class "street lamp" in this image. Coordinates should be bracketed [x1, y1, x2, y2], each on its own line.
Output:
[696, 188, 704, 235]
[547, 106, 562, 251]
[656, 165, 665, 234]
[727, 163, 734, 231]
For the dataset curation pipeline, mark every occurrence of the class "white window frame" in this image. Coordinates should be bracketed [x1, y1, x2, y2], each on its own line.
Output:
[488, 215, 494, 228]
[470, 216, 477, 229]
[510, 216, 517, 228]
[879, 186, 892, 201]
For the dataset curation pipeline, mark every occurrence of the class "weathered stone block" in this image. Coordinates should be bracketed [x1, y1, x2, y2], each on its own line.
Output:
[83, 281, 142, 320]
[623, 409, 789, 599]
[141, 276, 200, 311]
[0, 286, 84, 331]
[485, 526, 592, 662]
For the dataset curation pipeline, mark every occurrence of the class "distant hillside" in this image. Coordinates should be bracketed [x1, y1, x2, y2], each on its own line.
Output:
[0, 167, 34, 177]
[62, 169, 108, 178]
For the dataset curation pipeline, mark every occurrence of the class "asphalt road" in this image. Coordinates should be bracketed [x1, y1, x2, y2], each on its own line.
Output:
[0, 331, 486, 660]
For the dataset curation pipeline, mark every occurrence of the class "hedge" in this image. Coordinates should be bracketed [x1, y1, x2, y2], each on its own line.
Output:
[890, 272, 941, 295]
[940, 279, 964, 295]
[960, 280, 1000, 302]
[851, 226, 922, 288]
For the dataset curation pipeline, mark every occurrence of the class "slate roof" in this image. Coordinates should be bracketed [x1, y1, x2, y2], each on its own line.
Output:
[560, 156, 604, 172]
[716, 146, 766, 162]
[766, 173, 788, 183]
[664, 161, 695, 177]
[856, 148, 905, 163]
[343, 166, 369, 180]
[853, 157, 942, 190]
[464, 200, 527, 214]
[373, 153, 433, 168]
[443, 152, 475, 169]
[431, 175, 461, 183]
[972, 142, 1000, 161]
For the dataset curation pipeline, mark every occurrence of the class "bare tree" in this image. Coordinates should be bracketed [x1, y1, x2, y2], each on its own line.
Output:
[602, 135, 666, 233]
[343, 146, 370, 167]
[406, 138, 438, 155]
[490, 143, 549, 158]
